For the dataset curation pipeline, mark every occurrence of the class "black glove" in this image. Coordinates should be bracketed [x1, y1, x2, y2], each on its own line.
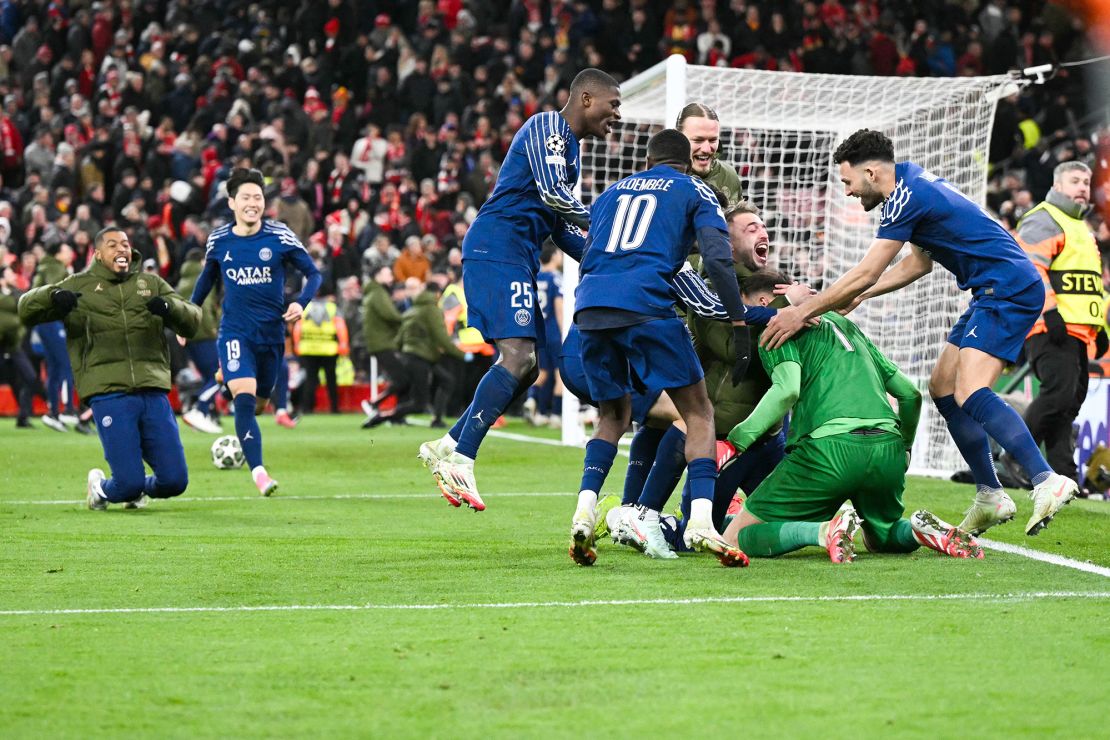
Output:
[1043, 308, 1068, 345]
[146, 296, 170, 317]
[1096, 329, 1109, 359]
[50, 289, 81, 315]
[731, 325, 751, 386]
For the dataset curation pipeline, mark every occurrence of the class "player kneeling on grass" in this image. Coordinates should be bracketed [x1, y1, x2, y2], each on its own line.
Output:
[720, 270, 983, 562]
[18, 227, 202, 510]
[568, 129, 751, 567]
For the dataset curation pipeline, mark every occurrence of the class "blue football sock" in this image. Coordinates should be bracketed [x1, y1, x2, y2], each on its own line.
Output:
[455, 365, 519, 459]
[448, 401, 472, 442]
[686, 457, 717, 505]
[961, 387, 1051, 482]
[550, 394, 562, 419]
[538, 376, 555, 415]
[579, 439, 618, 494]
[637, 426, 686, 511]
[933, 394, 1001, 489]
[622, 426, 666, 505]
[233, 394, 263, 469]
[195, 382, 219, 415]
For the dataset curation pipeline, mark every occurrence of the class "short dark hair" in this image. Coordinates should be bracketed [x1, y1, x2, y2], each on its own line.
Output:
[540, 240, 557, 265]
[646, 128, 691, 167]
[741, 268, 789, 298]
[675, 102, 718, 130]
[832, 129, 894, 166]
[226, 167, 265, 197]
[569, 68, 619, 97]
[93, 226, 126, 248]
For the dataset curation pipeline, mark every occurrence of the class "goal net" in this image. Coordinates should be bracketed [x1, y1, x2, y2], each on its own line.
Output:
[563, 55, 1019, 477]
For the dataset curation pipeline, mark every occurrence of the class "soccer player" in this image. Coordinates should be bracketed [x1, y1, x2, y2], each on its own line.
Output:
[761, 129, 1078, 536]
[524, 244, 564, 427]
[567, 128, 751, 567]
[721, 270, 982, 561]
[19, 227, 201, 509]
[176, 248, 223, 434]
[190, 168, 322, 496]
[30, 241, 78, 431]
[419, 68, 622, 511]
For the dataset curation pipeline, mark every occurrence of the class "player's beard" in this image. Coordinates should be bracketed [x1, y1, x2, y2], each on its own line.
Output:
[860, 184, 884, 211]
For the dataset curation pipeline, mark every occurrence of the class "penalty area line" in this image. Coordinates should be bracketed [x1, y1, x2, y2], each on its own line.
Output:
[2, 591, 1109, 617]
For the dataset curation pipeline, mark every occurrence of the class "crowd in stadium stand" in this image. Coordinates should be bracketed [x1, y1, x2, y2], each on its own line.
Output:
[0, 0, 1107, 414]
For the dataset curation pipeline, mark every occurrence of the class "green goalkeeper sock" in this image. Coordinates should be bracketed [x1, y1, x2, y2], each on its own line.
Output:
[889, 518, 922, 553]
[738, 522, 821, 557]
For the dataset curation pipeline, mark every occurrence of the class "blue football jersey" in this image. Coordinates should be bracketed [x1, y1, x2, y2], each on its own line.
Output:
[875, 162, 1039, 297]
[202, 220, 320, 344]
[536, 269, 563, 335]
[463, 111, 588, 273]
[576, 165, 727, 318]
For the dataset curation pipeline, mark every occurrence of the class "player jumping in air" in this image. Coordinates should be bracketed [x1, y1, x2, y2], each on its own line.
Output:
[567, 128, 752, 566]
[761, 129, 1078, 536]
[418, 68, 622, 511]
[190, 168, 322, 496]
[722, 270, 982, 562]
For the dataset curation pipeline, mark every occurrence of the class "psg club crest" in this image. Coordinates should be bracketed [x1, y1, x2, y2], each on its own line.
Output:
[514, 309, 531, 327]
[227, 359, 241, 372]
[101, 415, 113, 428]
[259, 248, 273, 261]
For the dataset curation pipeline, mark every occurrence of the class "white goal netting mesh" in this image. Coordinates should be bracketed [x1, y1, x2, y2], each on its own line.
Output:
[572, 61, 1017, 476]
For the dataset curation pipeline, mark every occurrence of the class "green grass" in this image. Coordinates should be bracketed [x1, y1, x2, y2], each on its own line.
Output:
[2, 415, 1108, 738]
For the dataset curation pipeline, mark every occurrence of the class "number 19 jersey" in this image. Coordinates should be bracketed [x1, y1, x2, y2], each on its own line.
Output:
[576, 164, 727, 320]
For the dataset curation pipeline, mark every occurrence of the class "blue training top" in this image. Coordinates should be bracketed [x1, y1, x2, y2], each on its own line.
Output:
[462, 110, 589, 271]
[191, 219, 322, 345]
[875, 161, 1039, 298]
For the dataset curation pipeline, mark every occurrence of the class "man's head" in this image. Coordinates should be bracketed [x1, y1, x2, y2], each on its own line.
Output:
[93, 227, 132, 274]
[374, 265, 393, 285]
[46, 241, 75, 266]
[740, 268, 790, 306]
[1053, 161, 1091, 208]
[226, 167, 266, 229]
[566, 68, 622, 139]
[540, 241, 562, 269]
[833, 128, 896, 212]
[676, 102, 721, 178]
[726, 201, 770, 270]
[646, 128, 691, 171]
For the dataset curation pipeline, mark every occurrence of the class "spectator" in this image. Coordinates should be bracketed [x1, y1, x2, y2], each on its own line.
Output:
[393, 235, 431, 283]
[293, 294, 349, 415]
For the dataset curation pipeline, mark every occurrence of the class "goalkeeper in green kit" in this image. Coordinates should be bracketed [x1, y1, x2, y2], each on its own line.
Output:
[721, 270, 983, 562]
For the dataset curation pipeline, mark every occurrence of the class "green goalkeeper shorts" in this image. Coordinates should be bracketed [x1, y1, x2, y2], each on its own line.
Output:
[743, 430, 907, 542]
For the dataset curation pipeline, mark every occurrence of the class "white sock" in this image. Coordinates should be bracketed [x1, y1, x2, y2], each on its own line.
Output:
[441, 433, 457, 450]
[251, 465, 267, 480]
[690, 498, 713, 525]
[577, 489, 598, 514]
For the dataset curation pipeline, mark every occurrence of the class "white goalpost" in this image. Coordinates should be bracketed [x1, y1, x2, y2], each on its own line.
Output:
[562, 55, 1021, 478]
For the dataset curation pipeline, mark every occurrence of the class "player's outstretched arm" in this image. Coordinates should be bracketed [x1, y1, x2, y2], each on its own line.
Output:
[852, 243, 933, 307]
[726, 361, 800, 453]
[154, 279, 202, 339]
[760, 238, 904, 349]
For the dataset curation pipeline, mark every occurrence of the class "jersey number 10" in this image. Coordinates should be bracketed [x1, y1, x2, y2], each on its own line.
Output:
[604, 194, 657, 253]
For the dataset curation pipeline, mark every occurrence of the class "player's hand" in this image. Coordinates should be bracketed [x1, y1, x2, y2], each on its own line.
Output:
[176, 335, 187, 347]
[1043, 308, 1068, 345]
[731, 325, 751, 385]
[50, 289, 81, 314]
[838, 294, 866, 315]
[774, 282, 816, 307]
[283, 302, 304, 323]
[760, 306, 805, 349]
[146, 296, 170, 317]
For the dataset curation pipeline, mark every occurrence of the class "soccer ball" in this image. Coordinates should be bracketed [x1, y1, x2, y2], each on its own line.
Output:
[211, 435, 244, 469]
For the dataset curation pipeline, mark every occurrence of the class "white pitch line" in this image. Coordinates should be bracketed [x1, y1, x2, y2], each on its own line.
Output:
[1, 591, 1108, 617]
[0, 492, 571, 506]
[978, 538, 1110, 578]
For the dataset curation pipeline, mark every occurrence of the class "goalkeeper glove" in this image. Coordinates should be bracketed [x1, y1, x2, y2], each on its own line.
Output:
[731, 325, 751, 386]
[50, 289, 81, 315]
[1043, 308, 1068, 345]
[146, 296, 171, 317]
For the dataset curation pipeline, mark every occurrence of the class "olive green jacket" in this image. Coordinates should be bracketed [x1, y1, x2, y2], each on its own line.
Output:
[19, 260, 201, 399]
[176, 259, 220, 341]
[361, 280, 403, 353]
[700, 158, 743, 210]
[0, 289, 24, 351]
[398, 291, 464, 363]
[31, 254, 69, 289]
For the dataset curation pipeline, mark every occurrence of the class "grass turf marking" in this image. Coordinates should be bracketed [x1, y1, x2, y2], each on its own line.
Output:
[2, 591, 1109, 617]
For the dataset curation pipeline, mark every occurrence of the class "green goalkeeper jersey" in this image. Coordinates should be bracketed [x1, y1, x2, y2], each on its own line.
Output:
[758, 312, 900, 447]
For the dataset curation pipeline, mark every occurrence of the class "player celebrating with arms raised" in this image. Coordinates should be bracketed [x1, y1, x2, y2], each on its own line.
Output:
[190, 168, 321, 496]
[762, 129, 1077, 536]
[419, 69, 622, 511]
[568, 129, 751, 566]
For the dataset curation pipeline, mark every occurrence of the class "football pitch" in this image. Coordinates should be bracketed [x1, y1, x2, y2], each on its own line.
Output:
[2, 415, 1109, 738]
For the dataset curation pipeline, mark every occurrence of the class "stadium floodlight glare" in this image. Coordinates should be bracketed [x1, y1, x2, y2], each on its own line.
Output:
[563, 55, 1020, 477]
